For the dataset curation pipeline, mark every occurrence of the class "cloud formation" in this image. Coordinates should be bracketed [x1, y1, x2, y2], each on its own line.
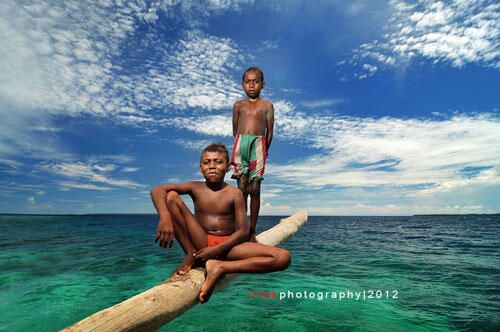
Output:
[267, 108, 500, 198]
[300, 98, 346, 108]
[42, 160, 142, 190]
[0, 1, 244, 118]
[350, 0, 500, 77]
[151, 98, 500, 206]
[0, 0, 245, 165]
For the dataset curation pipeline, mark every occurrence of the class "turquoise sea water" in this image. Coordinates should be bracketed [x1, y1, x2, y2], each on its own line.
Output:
[0, 214, 499, 331]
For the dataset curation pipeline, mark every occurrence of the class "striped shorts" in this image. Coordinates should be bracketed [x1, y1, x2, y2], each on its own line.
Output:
[230, 134, 267, 182]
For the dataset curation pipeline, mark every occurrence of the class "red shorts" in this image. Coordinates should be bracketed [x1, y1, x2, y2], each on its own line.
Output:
[207, 234, 230, 247]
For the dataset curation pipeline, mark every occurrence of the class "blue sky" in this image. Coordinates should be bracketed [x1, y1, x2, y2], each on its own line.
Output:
[1, 0, 499, 215]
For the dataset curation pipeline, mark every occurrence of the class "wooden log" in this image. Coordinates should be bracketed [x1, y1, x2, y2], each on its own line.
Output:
[61, 210, 308, 332]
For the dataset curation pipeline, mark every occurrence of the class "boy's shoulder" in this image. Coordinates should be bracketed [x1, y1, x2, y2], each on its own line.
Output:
[233, 99, 246, 107]
[257, 98, 273, 107]
[221, 182, 245, 199]
[184, 180, 207, 191]
[261, 99, 273, 108]
[225, 182, 241, 193]
[213, 181, 239, 193]
[185, 180, 204, 186]
[225, 183, 245, 202]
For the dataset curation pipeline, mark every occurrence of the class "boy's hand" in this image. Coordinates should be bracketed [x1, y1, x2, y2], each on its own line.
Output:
[155, 218, 174, 248]
[193, 246, 221, 262]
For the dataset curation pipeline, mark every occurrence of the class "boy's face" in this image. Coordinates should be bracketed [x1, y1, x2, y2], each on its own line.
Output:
[242, 70, 265, 99]
[199, 151, 230, 183]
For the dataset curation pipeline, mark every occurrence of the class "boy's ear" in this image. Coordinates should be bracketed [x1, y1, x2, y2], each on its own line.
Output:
[261, 81, 265, 88]
[227, 163, 232, 172]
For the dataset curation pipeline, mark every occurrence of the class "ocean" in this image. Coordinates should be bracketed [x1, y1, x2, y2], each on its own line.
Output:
[0, 214, 499, 331]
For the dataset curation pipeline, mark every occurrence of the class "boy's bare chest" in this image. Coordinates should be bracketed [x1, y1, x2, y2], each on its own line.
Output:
[193, 190, 233, 214]
[240, 105, 266, 119]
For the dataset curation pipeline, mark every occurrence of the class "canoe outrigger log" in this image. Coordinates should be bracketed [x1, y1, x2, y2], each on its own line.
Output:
[61, 210, 307, 332]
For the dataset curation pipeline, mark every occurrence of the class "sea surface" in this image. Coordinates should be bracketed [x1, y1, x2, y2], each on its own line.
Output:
[0, 214, 499, 332]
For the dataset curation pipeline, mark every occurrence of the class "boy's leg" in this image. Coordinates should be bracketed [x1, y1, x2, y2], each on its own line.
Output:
[237, 174, 250, 238]
[199, 242, 290, 303]
[166, 191, 208, 276]
[237, 174, 250, 203]
[248, 180, 261, 242]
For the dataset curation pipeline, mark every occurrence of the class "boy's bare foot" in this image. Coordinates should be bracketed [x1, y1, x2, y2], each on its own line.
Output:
[172, 254, 195, 277]
[249, 233, 257, 243]
[199, 259, 224, 303]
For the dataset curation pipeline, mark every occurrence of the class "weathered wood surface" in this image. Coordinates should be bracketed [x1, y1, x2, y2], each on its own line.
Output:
[61, 210, 308, 332]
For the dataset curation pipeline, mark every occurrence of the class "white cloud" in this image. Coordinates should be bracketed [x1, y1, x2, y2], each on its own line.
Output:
[350, 1, 500, 75]
[266, 108, 500, 196]
[364, 64, 376, 72]
[408, 167, 500, 197]
[300, 98, 346, 108]
[122, 167, 141, 173]
[257, 39, 280, 52]
[0, 1, 246, 162]
[0, 0, 144, 113]
[59, 182, 113, 191]
[260, 202, 296, 215]
[0, 159, 24, 169]
[261, 200, 488, 216]
[0, 1, 244, 118]
[172, 139, 221, 151]
[116, 93, 500, 213]
[165, 115, 233, 136]
[42, 161, 143, 189]
[138, 31, 244, 113]
[27, 196, 35, 204]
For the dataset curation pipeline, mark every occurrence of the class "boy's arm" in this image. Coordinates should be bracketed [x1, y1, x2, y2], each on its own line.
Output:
[232, 102, 239, 137]
[266, 103, 274, 154]
[150, 182, 194, 248]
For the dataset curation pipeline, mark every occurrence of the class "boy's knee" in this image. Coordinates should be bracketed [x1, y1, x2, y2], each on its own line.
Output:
[166, 191, 180, 204]
[249, 191, 260, 200]
[249, 180, 261, 196]
[240, 186, 251, 196]
[249, 186, 261, 198]
[275, 249, 291, 270]
[238, 181, 249, 193]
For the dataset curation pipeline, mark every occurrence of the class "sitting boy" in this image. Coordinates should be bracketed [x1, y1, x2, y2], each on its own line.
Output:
[150, 143, 291, 303]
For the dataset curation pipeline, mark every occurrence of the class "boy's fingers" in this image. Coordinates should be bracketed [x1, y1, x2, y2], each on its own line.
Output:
[194, 249, 208, 262]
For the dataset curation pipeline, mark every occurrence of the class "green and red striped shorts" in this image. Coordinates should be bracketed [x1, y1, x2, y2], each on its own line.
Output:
[230, 134, 267, 182]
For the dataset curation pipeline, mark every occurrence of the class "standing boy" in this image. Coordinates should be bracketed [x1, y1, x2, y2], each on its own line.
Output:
[231, 67, 274, 242]
[150, 143, 290, 303]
